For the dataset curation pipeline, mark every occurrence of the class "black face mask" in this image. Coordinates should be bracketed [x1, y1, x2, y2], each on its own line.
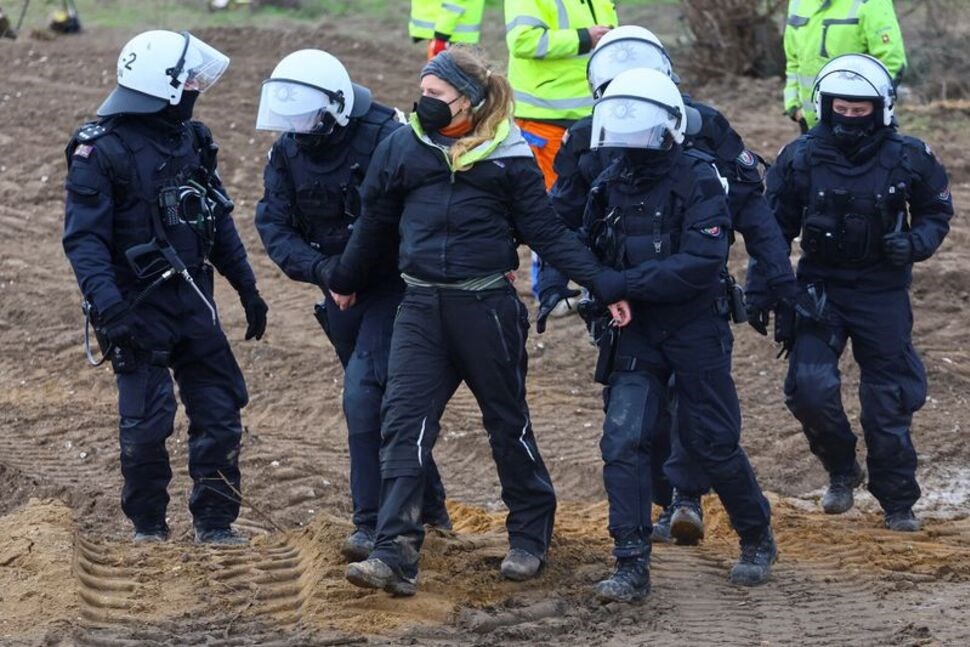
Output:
[624, 146, 674, 180]
[160, 90, 200, 124]
[414, 95, 459, 133]
[830, 112, 877, 150]
[295, 112, 344, 152]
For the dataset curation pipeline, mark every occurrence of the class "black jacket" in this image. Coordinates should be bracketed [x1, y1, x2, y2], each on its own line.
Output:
[329, 118, 619, 300]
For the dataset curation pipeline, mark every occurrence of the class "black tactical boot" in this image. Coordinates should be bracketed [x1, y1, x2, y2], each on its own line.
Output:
[885, 508, 922, 532]
[341, 527, 376, 562]
[593, 557, 651, 603]
[346, 557, 417, 596]
[670, 490, 704, 545]
[422, 508, 453, 531]
[133, 524, 170, 543]
[729, 527, 777, 586]
[194, 527, 248, 545]
[500, 548, 543, 581]
[651, 505, 674, 543]
[821, 462, 864, 514]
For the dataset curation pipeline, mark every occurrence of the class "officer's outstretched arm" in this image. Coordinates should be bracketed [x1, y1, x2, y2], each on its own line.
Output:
[623, 168, 730, 304]
[328, 139, 402, 296]
[906, 141, 954, 262]
[506, 0, 592, 59]
[63, 148, 125, 316]
[254, 143, 330, 285]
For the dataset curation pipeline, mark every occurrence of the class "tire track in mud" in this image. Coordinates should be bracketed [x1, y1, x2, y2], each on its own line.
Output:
[74, 532, 316, 646]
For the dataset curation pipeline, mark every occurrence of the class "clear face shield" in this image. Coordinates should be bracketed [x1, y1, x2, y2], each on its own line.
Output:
[588, 39, 673, 97]
[163, 32, 229, 97]
[590, 96, 678, 150]
[256, 79, 342, 133]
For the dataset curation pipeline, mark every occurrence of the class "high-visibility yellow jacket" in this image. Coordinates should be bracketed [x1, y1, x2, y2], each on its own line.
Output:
[505, 0, 618, 122]
[410, 0, 485, 44]
[784, 0, 906, 126]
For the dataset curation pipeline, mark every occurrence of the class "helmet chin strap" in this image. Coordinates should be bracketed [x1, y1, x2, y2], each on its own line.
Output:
[165, 31, 191, 90]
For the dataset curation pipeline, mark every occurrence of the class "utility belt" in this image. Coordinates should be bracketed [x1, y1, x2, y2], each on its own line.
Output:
[82, 300, 170, 372]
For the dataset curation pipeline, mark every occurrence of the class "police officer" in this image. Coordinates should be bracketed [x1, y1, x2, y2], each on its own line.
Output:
[756, 54, 953, 531]
[63, 30, 268, 544]
[327, 48, 627, 596]
[254, 49, 450, 561]
[585, 69, 777, 602]
[538, 26, 798, 546]
[784, 0, 906, 129]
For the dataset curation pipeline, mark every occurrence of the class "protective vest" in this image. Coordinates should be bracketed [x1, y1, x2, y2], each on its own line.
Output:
[271, 105, 397, 256]
[784, 0, 906, 126]
[66, 118, 221, 279]
[505, 0, 618, 121]
[410, 0, 484, 43]
[793, 133, 910, 268]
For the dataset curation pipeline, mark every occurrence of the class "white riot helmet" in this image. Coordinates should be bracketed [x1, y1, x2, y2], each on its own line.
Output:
[587, 26, 674, 100]
[591, 68, 686, 150]
[256, 49, 373, 134]
[98, 30, 229, 117]
[812, 53, 896, 126]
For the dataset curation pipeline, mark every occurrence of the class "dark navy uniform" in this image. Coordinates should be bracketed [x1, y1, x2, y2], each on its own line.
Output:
[544, 99, 796, 508]
[764, 124, 953, 514]
[63, 115, 258, 533]
[585, 147, 772, 560]
[254, 103, 448, 533]
[330, 120, 622, 582]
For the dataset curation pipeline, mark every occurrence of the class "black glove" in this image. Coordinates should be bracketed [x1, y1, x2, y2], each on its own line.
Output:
[746, 302, 770, 336]
[312, 257, 338, 288]
[99, 302, 136, 349]
[240, 289, 268, 341]
[536, 286, 581, 334]
[883, 232, 913, 267]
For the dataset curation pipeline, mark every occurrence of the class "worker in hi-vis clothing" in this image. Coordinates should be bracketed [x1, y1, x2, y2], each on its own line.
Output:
[411, 0, 485, 59]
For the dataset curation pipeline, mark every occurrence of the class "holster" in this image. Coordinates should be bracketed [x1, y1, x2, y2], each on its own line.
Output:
[594, 327, 619, 385]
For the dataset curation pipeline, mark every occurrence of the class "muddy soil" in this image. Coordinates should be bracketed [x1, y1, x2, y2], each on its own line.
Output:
[1, 6, 969, 646]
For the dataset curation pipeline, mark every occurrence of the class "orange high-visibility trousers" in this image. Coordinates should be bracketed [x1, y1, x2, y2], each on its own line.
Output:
[515, 119, 567, 192]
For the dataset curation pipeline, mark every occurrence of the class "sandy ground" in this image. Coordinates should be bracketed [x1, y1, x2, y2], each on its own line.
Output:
[0, 7, 969, 646]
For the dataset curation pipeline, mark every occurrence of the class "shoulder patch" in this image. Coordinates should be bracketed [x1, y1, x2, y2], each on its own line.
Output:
[77, 123, 108, 143]
[938, 186, 951, 202]
[74, 143, 94, 158]
[700, 225, 723, 238]
[737, 149, 757, 167]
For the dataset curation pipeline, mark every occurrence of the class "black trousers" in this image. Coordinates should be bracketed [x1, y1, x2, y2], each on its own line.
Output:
[371, 285, 557, 580]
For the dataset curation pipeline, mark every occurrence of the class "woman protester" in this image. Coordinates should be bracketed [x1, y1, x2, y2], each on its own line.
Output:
[327, 47, 630, 596]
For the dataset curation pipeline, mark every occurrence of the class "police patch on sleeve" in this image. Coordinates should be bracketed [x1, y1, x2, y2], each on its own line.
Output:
[700, 225, 723, 238]
[938, 185, 951, 202]
[74, 144, 94, 158]
[737, 149, 757, 167]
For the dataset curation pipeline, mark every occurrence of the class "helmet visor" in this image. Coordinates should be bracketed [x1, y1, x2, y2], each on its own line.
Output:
[183, 34, 230, 93]
[256, 79, 333, 133]
[589, 39, 672, 96]
[591, 96, 676, 150]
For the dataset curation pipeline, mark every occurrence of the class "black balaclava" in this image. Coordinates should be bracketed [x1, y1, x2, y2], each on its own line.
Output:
[624, 136, 676, 181]
[160, 89, 200, 124]
[295, 111, 348, 152]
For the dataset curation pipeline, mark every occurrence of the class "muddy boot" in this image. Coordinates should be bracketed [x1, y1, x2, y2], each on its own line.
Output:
[593, 557, 651, 603]
[729, 527, 777, 587]
[133, 524, 170, 543]
[421, 508, 453, 531]
[651, 505, 674, 543]
[884, 509, 922, 532]
[670, 490, 704, 545]
[821, 462, 864, 514]
[194, 527, 248, 546]
[500, 548, 543, 581]
[341, 527, 376, 562]
[345, 557, 416, 596]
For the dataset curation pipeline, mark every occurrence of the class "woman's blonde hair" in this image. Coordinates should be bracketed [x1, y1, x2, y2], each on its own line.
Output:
[445, 46, 515, 172]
